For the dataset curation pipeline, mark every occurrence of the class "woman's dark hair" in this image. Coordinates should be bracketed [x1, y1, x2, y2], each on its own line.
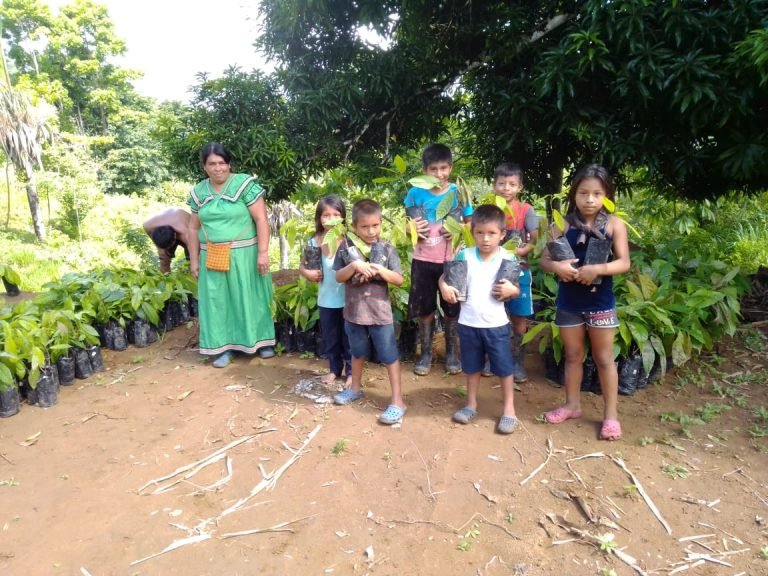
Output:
[314, 195, 346, 235]
[150, 226, 176, 250]
[200, 142, 232, 166]
[566, 164, 615, 214]
[470, 204, 506, 231]
[493, 162, 524, 185]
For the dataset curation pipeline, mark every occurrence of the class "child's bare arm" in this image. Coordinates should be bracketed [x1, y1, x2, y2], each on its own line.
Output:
[336, 260, 372, 283]
[492, 279, 520, 302]
[438, 273, 459, 304]
[372, 265, 403, 286]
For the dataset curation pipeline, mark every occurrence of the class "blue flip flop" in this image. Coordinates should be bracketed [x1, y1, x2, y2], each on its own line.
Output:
[453, 406, 477, 424]
[378, 404, 406, 425]
[333, 388, 364, 405]
[497, 415, 519, 434]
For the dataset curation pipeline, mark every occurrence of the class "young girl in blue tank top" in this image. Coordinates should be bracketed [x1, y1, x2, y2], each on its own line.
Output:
[539, 165, 630, 441]
[299, 196, 352, 385]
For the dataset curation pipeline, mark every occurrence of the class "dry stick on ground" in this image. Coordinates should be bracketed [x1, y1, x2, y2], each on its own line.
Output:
[520, 436, 554, 486]
[137, 432, 274, 494]
[109, 366, 143, 386]
[163, 334, 199, 360]
[131, 533, 213, 565]
[372, 512, 519, 540]
[219, 515, 317, 539]
[408, 437, 437, 501]
[218, 424, 321, 519]
[546, 514, 647, 576]
[611, 456, 672, 535]
[0, 452, 14, 465]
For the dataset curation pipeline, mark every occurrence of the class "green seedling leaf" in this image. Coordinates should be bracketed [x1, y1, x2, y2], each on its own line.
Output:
[552, 209, 566, 233]
[346, 232, 371, 258]
[393, 155, 407, 174]
[408, 175, 440, 190]
[435, 190, 458, 221]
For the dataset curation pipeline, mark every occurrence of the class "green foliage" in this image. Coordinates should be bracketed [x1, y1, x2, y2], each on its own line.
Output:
[156, 68, 301, 201]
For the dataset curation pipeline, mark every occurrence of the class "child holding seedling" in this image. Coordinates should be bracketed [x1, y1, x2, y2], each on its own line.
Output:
[439, 205, 521, 434]
[332, 199, 406, 425]
[299, 195, 352, 386]
[482, 163, 539, 381]
[404, 143, 473, 376]
[539, 165, 630, 441]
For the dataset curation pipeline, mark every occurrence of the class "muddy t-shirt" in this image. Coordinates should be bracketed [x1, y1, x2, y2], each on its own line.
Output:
[332, 241, 402, 325]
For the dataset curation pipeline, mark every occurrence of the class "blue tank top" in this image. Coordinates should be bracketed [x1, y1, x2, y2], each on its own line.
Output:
[556, 226, 615, 312]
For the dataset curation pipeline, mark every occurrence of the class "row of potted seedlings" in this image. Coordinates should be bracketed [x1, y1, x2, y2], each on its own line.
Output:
[0, 268, 197, 418]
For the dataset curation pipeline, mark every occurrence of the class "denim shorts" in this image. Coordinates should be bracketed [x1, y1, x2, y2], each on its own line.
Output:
[344, 321, 400, 365]
[504, 268, 533, 318]
[457, 323, 515, 377]
[555, 308, 619, 328]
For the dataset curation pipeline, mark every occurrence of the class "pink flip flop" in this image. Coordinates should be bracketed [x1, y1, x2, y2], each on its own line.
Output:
[600, 419, 622, 441]
[544, 406, 582, 424]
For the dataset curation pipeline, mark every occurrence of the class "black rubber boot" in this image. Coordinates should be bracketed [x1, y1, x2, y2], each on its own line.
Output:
[444, 316, 461, 375]
[413, 318, 433, 376]
[511, 332, 528, 383]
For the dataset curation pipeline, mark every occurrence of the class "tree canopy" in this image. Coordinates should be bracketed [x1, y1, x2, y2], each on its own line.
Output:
[257, 0, 768, 198]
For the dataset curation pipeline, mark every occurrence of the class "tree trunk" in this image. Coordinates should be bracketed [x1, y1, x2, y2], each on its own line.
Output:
[24, 170, 45, 241]
[279, 231, 289, 270]
[5, 162, 10, 228]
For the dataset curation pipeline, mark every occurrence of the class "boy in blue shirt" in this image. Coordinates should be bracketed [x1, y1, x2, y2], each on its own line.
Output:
[439, 205, 520, 434]
[404, 144, 473, 376]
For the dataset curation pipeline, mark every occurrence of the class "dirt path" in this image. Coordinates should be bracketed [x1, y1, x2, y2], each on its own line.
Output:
[1, 325, 766, 575]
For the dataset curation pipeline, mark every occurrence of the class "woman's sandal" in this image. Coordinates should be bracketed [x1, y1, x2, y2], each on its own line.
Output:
[600, 419, 622, 441]
[452, 406, 477, 424]
[544, 405, 582, 424]
[379, 405, 406, 425]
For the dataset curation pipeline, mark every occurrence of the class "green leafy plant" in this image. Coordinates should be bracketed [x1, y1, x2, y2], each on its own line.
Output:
[661, 463, 689, 479]
[331, 438, 350, 456]
[597, 532, 617, 553]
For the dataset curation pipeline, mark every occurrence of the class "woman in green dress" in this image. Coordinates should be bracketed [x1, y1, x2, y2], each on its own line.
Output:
[187, 143, 276, 367]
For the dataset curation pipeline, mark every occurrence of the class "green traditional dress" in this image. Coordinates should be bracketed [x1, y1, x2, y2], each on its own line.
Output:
[188, 173, 275, 355]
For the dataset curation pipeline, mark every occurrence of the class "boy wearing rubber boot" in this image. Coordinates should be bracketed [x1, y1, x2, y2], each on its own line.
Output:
[404, 144, 473, 376]
[332, 199, 407, 425]
[494, 163, 538, 383]
[439, 205, 520, 434]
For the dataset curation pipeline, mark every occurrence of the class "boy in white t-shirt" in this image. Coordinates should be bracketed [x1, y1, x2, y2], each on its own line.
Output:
[439, 205, 521, 434]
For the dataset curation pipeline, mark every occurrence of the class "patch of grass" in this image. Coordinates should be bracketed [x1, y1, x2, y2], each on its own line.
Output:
[661, 463, 689, 479]
[711, 382, 749, 407]
[738, 328, 767, 352]
[622, 484, 639, 500]
[597, 532, 617, 553]
[457, 524, 480, 551]
[453, 384, 467, 398]
[759, 545, 768, 560]
[660, 411, 704, 438]
[331, 438, 350, 456]
[638, 436, 654, 446]
[693, 403, 731, 423]
[130, 355, 145, 364]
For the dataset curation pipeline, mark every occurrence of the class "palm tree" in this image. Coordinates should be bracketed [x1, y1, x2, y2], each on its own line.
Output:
[0, 87, 54, 241]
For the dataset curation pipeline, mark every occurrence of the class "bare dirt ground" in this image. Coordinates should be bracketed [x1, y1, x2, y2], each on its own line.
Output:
[1, 323, 767, 576]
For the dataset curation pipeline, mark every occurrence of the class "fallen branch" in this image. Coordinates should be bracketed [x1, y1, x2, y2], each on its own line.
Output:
[409, 437, 437, 501]
[109, 366, 143, 386]
[611, 456, 672, 535]
[219, 515, 317, 539]
[520, 436, 554, 486]
[131, 533, 212, 565]
[137, 432, 271, 494]
[218, 425, 321, 518]
[371, 511, 519, 540]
